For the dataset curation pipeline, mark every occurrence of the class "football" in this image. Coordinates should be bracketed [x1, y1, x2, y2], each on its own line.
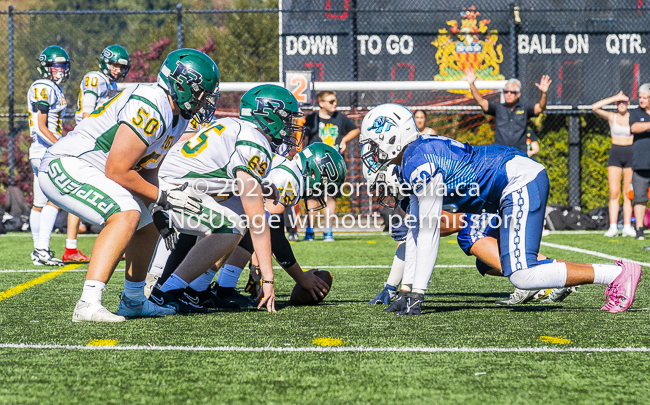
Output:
[289, 269, 333, 306]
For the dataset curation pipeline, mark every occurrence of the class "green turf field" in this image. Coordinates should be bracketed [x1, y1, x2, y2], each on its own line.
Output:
[1, 231, 650, 404]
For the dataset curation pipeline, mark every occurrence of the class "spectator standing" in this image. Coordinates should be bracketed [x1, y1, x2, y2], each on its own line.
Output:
[465, 68, 551, 157]
[591, 91, 636, 238]
[413, 109, 436, 135]
[302, 91, 359, 241]
[629, 83, 650, 241]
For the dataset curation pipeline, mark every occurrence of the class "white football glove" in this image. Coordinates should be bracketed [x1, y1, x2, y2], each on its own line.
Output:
[156, 183, 203, 215]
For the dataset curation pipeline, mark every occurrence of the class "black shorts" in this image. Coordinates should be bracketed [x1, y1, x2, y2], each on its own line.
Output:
[608, 144, 633, 168]
[632, 170, 650, 205]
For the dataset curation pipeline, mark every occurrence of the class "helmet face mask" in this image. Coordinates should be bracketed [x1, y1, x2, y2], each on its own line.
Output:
[240, 85, 303, 150]
[37, 46, 70, 84]
[360, 103, 419, 170]
[158, 49, 220, 124]
[295, 143, 346, 212]
[99, 45, 130, 82]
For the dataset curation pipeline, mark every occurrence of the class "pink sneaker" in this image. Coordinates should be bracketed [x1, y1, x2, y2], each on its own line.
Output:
[601, 260, 642, 313]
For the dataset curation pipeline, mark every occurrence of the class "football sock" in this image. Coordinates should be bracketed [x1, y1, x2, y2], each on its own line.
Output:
[80, 280, 105, 304]
[400, 284, 411, 292]
[216, 264, 243, 288]
[148, 239, 172, 277]
[324, 227, 333, 234]
[123, 279, 146, 301]
[160, 274, 189, 293]
[189, 269, 217, 291]
[386, 243, 405, 287]
[66, 239, 77, 250]
[35, 205, 58, 250]
[593, 264, 623, 285]
[508, 262, 568, 289]
[412, 288, 425, 294]
[29, 209, 40, 250]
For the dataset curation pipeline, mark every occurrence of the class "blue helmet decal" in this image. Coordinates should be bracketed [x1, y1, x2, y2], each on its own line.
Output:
[367, 116, 397, 133]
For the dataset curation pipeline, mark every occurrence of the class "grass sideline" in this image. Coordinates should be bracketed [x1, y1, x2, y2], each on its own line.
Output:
[1, 232, 650, 404]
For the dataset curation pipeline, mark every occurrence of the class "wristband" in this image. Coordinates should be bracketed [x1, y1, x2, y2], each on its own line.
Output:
[260, 279, 274, 286]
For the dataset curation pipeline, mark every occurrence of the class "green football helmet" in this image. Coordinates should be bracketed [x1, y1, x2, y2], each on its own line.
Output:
[37, 45, 70, 84]
[158, 48, 220, 123]
[294, 143, 347, 211]
[98, 44, 130, 82]
[239, 84, 304, 149]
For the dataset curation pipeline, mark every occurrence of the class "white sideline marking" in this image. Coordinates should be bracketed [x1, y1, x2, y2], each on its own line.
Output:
[0, 265, 476, 274]
[1, 343, 650, 353]
[541, 241, 650, 268]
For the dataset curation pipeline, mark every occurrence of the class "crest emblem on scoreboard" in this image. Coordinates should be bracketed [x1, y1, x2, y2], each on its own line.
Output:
[431, 6, 504, 94]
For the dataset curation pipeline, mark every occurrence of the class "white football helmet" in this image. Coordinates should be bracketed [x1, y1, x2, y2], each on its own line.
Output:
[360, 103, 419, 173]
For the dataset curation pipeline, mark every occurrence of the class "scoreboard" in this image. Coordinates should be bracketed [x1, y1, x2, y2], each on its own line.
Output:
[280, 0, 650, 106]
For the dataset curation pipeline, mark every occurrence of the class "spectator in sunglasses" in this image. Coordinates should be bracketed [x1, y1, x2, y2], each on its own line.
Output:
[301, 90, 359, 242]
[465, 68, 551, 157]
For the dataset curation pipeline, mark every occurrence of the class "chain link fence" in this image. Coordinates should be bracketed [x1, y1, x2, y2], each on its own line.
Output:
[1, 2, 648, 225]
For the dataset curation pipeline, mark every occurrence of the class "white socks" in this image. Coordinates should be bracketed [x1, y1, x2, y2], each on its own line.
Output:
[189, 269, 217, 292]
[216, 264, 244, 288]
[30, 209, 41, 250]
[509, 262, 568, 289]
[35, 205, 58, 250]
[386, 243, 405, 288]
[66, 239, 77, 250]
[124, 279, 146, 301]
[148, 238, 171, 278]
[593, 264, 623, 286]
[160, 274, 189, 293]
[80, 280, 105, 304]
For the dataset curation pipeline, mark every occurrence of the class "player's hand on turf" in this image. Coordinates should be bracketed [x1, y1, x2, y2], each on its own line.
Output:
[256, 283, 276, 312]
[300, 269, 330, 301]
[156, 183, 203, 215]
[535, 75, 552, 93]
[262, 181, 280, 206]
[151, 206, 179, 250]
[464, 68, 477, 84]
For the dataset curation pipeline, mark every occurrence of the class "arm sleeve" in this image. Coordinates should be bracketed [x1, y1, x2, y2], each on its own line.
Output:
[526, 102, 537, 117]
[117, 97, 167, 147]
[412, 173, 444, 291]
[80, 92, 98, 114]
[485, 101, 498, 116]
[269, 213, 297, 268]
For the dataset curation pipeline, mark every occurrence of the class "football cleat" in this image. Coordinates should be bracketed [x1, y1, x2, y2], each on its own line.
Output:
[31, 249, 64, 266]
[495, 288, 538, 305]
[396, 292, 424, 316]
[117, 293, 176, 317]
[149, 287, 209, 313]
[62, 248, 90, 263]
[143, 272, 160, 299]
[214, 284, 255, 307]
[383, 290, 408, 313]
[303, 228, 315, 242]
[539, 287, 578, 303]
[183, 286, 238, 309]
[323, 231, 335, 242]
[368, 285, 397, 305]
[288, 231, 299, 242]
[72, 300, 125, 323]
[601, 261, 642, 313]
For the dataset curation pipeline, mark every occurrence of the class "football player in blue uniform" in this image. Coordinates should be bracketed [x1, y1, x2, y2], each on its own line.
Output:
[360, 103, 641, 315]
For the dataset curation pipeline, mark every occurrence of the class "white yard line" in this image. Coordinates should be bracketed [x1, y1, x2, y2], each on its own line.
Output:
[1, 343, 649, 353]
[540, 241, 650, 268]
[0, 264, 476, 274]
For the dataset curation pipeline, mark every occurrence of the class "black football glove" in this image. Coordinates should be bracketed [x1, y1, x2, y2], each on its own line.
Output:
[152, 205, 179, 251]
[244, 263, 262, 299]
